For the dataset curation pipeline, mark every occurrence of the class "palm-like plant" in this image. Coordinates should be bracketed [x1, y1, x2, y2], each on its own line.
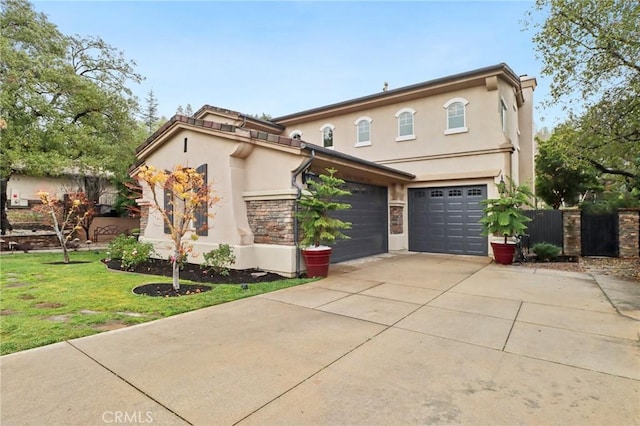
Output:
[480, 177, 534, 244]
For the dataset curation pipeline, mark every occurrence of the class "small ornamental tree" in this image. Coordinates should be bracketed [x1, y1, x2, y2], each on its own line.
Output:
[297, 168, 352, 248]
[36, 191, 89, 263]
[137, 164, 218, 290]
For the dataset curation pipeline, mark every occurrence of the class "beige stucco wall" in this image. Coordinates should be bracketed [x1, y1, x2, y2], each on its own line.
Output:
[137, 127, 305, 276]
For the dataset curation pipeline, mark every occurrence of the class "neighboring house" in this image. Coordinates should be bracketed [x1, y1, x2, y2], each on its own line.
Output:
[133, 63, 536, 277]
[6, 172, 118, 214]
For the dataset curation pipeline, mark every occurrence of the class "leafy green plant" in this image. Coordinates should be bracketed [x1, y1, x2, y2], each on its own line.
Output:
[480, 177, 535, 244]
[202, 244, 236, 276]
[532, 242, 561, 262]
[296, 168, 352, 247]
[106, 235, 156, 270]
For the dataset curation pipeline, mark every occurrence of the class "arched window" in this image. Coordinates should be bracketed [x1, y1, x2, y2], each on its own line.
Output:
[395, 108, 416, 141]
[319, 124, 335, 148]
[289, 130, 303, 140]
[443, 97, 469, 135]
[354, 116, 372, 147]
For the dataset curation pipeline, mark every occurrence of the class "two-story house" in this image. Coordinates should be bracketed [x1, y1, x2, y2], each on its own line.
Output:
[133, 63, 536, 277]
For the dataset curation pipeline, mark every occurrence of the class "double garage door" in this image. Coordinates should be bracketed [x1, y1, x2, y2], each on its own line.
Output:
[409, 185, 487, 256]
[331, 181, 388, 263]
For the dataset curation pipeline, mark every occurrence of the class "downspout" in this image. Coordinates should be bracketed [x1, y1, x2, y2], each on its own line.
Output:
[291, 149, 315, 277]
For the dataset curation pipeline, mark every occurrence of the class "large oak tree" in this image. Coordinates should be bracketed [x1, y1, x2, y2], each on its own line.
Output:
[0, 0, 144, 232]
[528, 0, 640, 194]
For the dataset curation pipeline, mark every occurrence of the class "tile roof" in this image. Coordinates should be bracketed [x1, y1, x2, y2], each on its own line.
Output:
[135, 114, 299, 155]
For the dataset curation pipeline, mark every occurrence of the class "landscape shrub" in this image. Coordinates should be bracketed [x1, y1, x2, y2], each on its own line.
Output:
[202, 244, 236, 276]
[106, 235, 156, 270]
[531, 242, 561, 262]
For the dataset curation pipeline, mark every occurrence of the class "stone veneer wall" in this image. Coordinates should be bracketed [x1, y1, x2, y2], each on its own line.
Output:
[246, 199, 295, 245]
[139, 205, 149, 235]
[390, 206, 403, 234]
[618, 209, 639, 258]
[562, 209, 581, 256]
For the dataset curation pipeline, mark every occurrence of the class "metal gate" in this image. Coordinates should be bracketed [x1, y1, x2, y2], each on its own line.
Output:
[581, 212, 619, 257]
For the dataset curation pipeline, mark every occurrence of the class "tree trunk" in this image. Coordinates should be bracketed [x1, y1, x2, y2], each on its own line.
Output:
[62, 245, 70, 264]
[172, 250, 180, 290]
[1, 178, 13, 235]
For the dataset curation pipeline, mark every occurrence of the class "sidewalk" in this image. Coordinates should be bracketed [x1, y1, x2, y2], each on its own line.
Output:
[1, 253, 638, 425]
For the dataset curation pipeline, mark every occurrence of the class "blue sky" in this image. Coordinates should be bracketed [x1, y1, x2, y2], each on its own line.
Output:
[32, 1, 560, 128]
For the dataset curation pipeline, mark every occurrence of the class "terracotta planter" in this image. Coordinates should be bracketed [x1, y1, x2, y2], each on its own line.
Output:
[302, 247, 332, 277]
[491, 242, 516, 265]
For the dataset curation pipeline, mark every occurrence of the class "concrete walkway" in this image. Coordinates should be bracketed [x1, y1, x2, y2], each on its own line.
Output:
[1, 253, 638, 425]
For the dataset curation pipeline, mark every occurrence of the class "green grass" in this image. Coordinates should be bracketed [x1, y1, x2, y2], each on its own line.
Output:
[0, 251, 313, 355]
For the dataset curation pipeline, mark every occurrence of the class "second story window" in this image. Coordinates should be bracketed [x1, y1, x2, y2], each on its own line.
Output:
[443, 97, 469, 135]
[500, 99, 508, 133]
[289, 130, 303, 140]
[320, 124, 334, 148]
[395, 108, 416, 141]
[354, 116, 372, 147]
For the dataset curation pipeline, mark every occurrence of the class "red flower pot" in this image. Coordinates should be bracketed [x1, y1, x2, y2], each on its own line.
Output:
[491, 242, 516, 265]
[302, 247, 332, 277]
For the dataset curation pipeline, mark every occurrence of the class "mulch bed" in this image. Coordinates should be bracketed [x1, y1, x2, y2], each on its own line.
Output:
[103, 258, 286, 286]
[132, 283, 213, 297]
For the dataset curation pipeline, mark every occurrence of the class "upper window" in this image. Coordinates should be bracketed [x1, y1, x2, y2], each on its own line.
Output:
[500, 99, 508, 133]
[354, 116, 372, 147]
[289, 130, 303, 140]
[320, 124, 335, 149]
[394, 108, 416, 141]
[443, 97, 469, 135]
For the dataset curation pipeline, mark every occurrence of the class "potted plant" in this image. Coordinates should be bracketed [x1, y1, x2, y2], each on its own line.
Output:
[480, 177, 534, 265]
[297, 168, 352, 277]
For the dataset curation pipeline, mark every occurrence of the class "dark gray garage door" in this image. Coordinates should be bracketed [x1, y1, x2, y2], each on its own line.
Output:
[331, 181, 388, 263]
[408, 185, 487, 256]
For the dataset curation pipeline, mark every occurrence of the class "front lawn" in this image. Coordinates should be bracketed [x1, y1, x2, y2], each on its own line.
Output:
[0, 251, 312, 355]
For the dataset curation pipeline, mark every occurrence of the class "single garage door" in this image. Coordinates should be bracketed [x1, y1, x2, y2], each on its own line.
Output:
[408, 185, 487, 256]
[331, 181, 388, 263]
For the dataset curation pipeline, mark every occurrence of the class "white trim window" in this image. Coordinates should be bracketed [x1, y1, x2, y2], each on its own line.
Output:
[443, 97, 469, 135]
[395, 108, 416, 141]
[320, 123, 335, 149]
[289, 130, 303, 140]
[500, 99, 508, 133]
[354, 116, 372, 147]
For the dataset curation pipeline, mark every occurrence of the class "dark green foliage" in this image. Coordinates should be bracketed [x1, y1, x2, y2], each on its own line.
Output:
[297, 168, 352, 247]
[535, 128, 600, 209]
[532, 242, 561, 262]
[526, 0, 640, 189]
[202, 244, 236, 276]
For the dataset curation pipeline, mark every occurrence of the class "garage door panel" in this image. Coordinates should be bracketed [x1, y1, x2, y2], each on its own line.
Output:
[331, 181, 388, 263]
[409, 185, 487, 256]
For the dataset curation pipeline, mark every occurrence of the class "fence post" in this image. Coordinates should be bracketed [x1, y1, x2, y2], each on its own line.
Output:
[563, 209, 581, 256]
[618, 208, 639, 258]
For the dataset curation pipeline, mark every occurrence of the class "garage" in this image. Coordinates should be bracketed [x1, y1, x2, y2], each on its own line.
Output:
[408, 185, 487, 256]
[331, 181, 388, 263]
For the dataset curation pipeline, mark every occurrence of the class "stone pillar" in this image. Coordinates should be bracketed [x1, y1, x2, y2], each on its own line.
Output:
[245, 199, 295, 245]
[618, 208, 639, 258]
[563, 209, 581, 256]
[390, 205, 403, 235]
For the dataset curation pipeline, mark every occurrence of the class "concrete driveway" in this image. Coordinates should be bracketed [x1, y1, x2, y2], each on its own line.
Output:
[1, 252, 638, 425]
